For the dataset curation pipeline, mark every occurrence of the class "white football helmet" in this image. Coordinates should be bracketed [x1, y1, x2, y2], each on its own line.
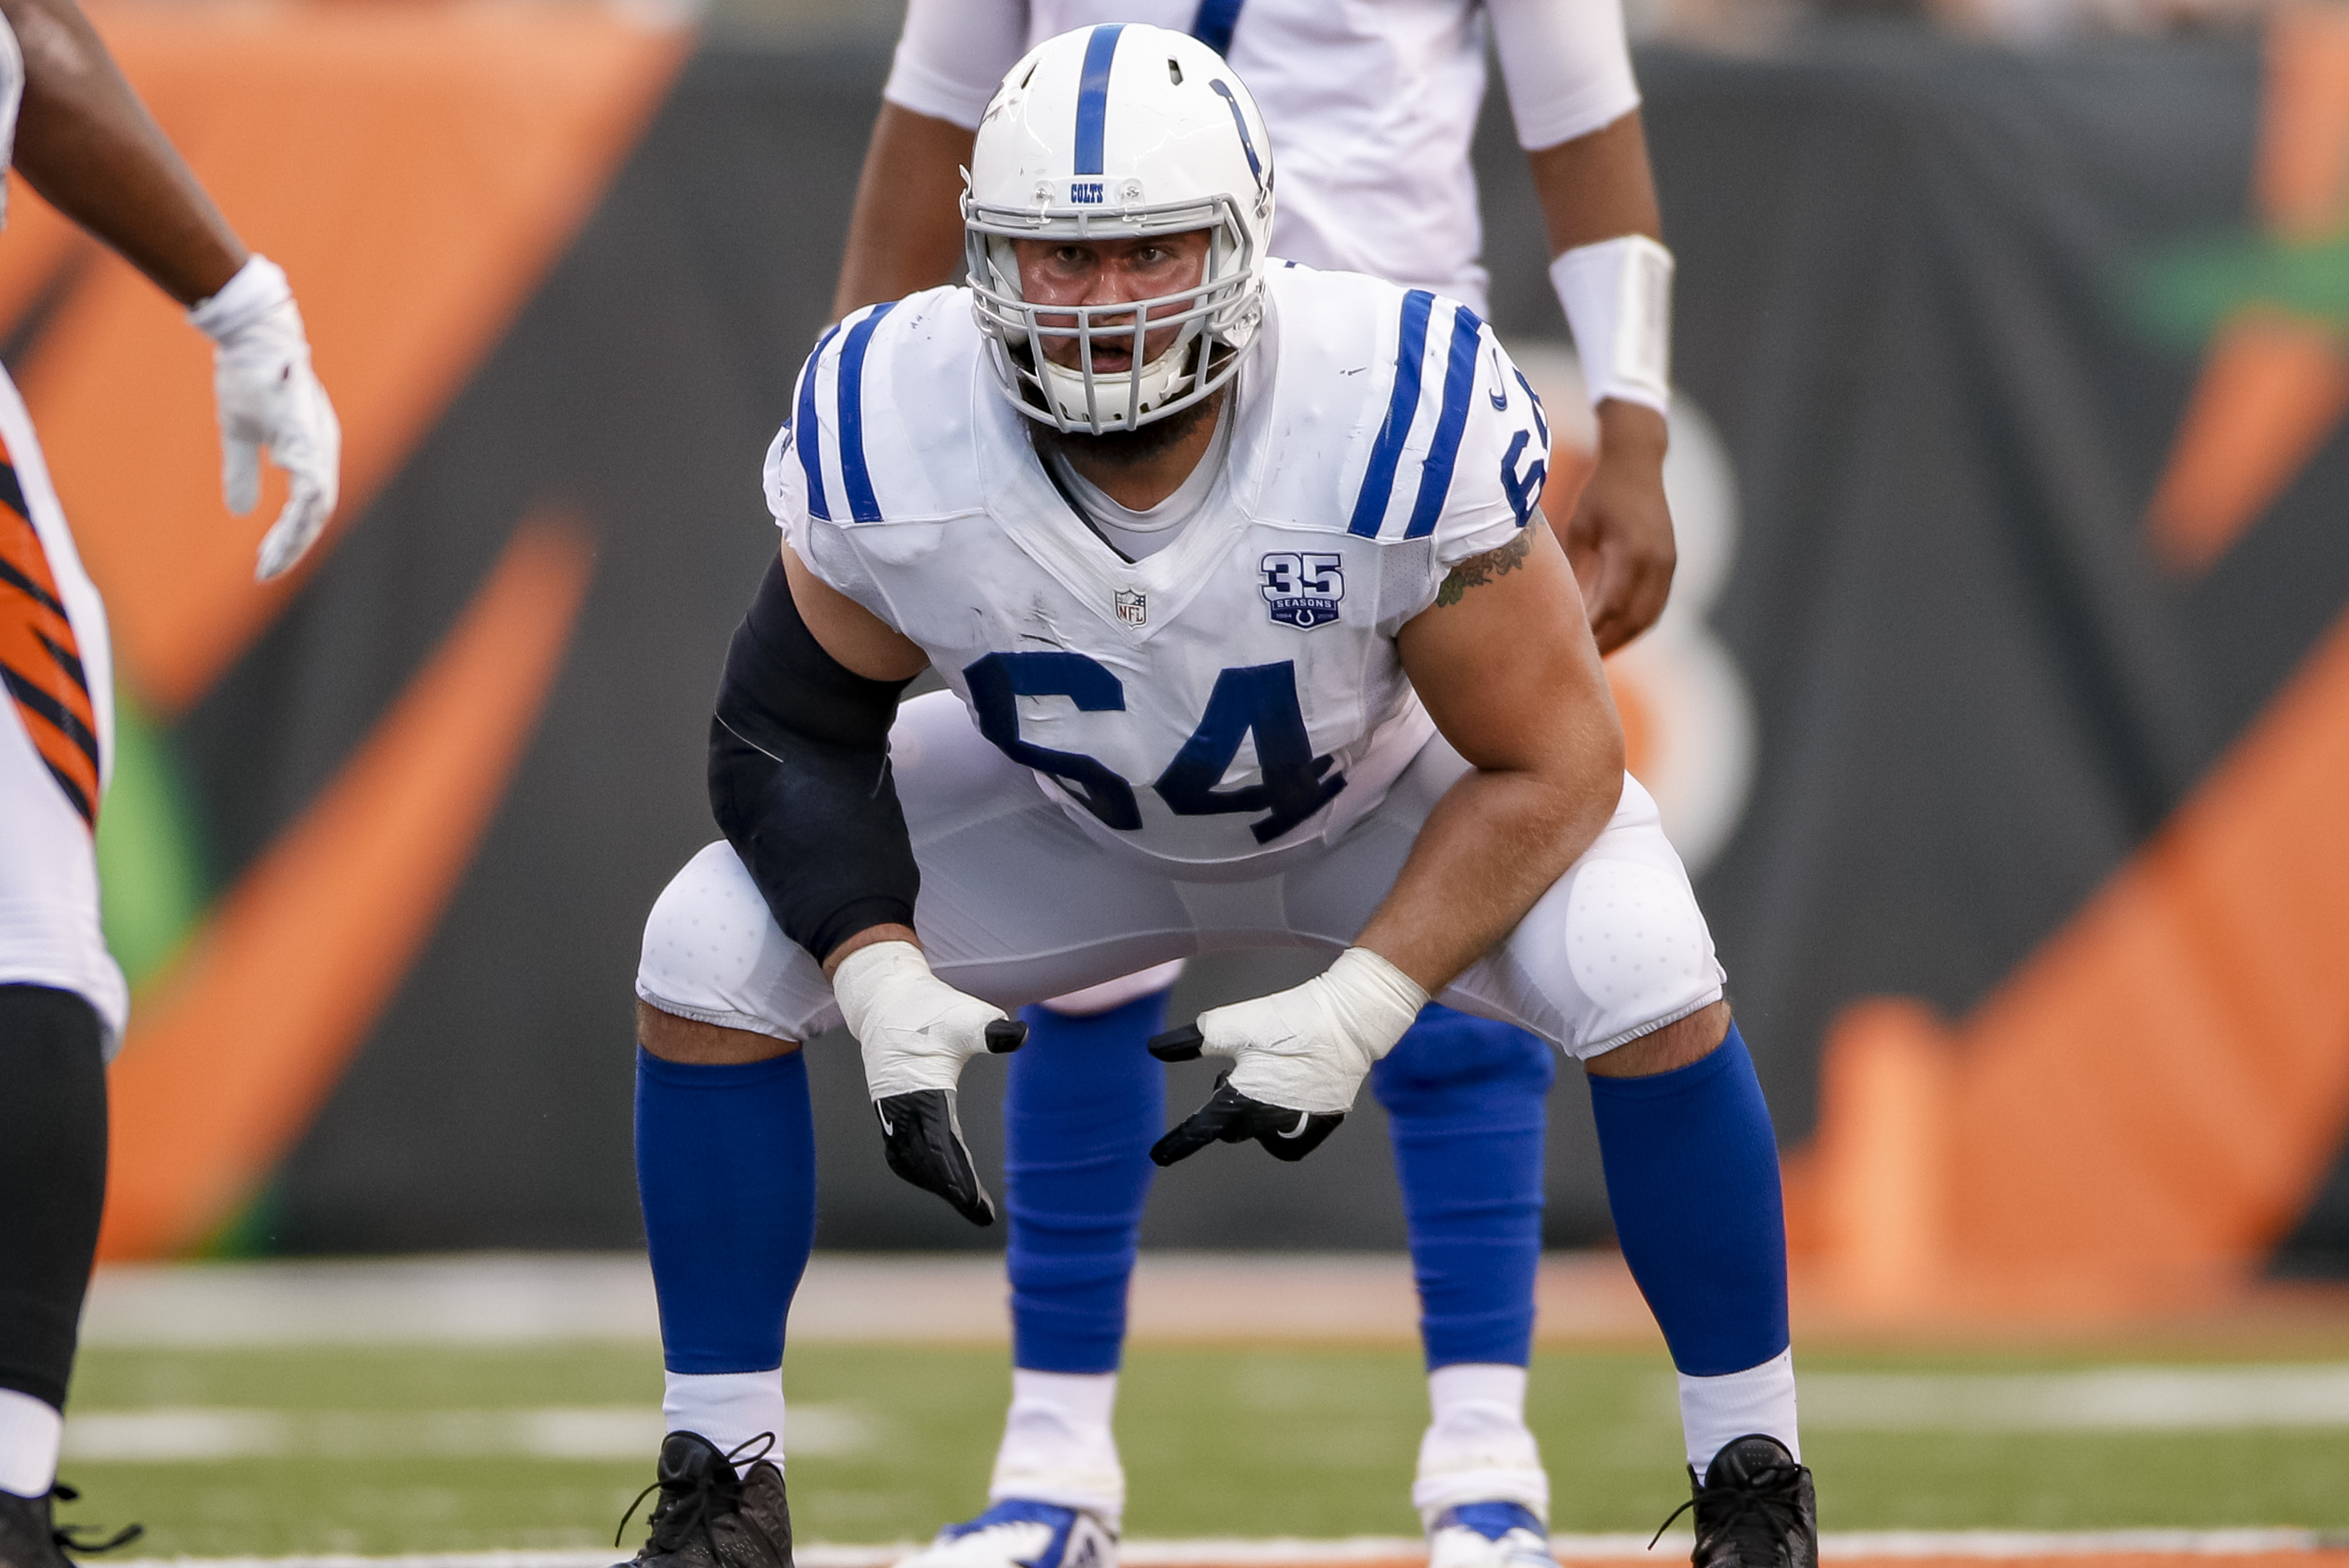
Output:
[964, 22, 1275, 435]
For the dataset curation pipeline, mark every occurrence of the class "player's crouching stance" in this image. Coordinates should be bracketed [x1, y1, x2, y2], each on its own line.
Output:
[614, 26, 1811, 1568]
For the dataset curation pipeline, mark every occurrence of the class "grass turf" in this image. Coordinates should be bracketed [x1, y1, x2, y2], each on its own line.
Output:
[57, 1343, 2349, 1556]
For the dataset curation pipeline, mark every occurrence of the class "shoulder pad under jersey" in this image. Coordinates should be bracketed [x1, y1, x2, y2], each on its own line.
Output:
[1249, 264, 1549, 564]
[767, 287, 990, 531]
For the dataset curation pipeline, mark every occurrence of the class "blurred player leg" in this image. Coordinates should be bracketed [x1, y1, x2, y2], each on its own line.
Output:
[0, 985, 105, 1540]
[903, 976, 1174, 1563]
[997, 962, 1559, 1554]
[1371, 1008, 1556, 1547]
[995, 983, 1172, 1512]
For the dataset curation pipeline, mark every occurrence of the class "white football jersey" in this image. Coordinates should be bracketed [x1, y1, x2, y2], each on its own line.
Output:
[769, 265, 1554, 870]
[885, 0, 1641, 318]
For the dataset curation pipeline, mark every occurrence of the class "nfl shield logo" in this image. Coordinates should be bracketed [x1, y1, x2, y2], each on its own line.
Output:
[1115, 589, 1148, 627]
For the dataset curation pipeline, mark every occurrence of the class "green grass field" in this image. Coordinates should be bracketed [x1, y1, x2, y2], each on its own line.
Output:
[59, 1342, 2349, 1557]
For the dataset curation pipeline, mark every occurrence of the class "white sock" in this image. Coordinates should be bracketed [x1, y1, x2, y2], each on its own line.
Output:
[1412, 1363, 1549, 1524]
[0, 1388, 63, 1497]
[663, 1368, 788, 1473]
[988, 1368, 1124, 1521]
[1678, 1348, 1800, 1474]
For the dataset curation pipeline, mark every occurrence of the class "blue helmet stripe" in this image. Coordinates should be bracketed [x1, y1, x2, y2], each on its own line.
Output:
[1347, 290, 1437, 537]
[1209, 80, 1264, 194]
[835, 302, 897, 524]
[795, 322, 842, 521]
[1406, 306, 1488, 540]
[1190, 0, 1245, 56]
[1073, 24, 1125, 176]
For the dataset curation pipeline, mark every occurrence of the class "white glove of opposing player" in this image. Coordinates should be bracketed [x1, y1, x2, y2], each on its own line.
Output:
[189, 256, 342, 582]
[831, 940, 1027, 1225]
[1148, 946, 1428, 1165]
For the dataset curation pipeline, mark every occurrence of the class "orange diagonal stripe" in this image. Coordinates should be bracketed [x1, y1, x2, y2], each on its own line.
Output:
[1789, 598, 2349, 1303]
[97, 511, 596, 1260]
[2258, 4, 2349, 238]
[1952, 598, 2349, 1274]
[2142, 313, 2349, 575]
[26, 2, 685, 715]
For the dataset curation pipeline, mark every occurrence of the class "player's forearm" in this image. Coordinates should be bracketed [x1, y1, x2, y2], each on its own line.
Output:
[2, 0, 244, 305]
[1354, 745, 1623, 995]
[832, 102, 977, 318]
[1526, 109, 1661, 257]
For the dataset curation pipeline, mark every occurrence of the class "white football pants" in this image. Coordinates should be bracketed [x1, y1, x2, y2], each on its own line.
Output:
[637, 691, 1723, 1055]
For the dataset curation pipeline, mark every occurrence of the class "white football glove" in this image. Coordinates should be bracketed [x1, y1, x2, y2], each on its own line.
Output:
[831, 940, 1027, 1225]
[189, 255, 342, 581]
[1148, 946, 1428, 1165]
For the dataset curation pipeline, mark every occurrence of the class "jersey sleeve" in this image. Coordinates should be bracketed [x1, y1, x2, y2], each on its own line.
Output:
[882, 0, 1028, 132]
[1337, 290, 1553, 600]
[1486, 0, 1642, 152]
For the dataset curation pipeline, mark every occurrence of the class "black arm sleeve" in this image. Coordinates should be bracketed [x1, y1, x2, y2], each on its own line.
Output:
[708, 556, 921, 965]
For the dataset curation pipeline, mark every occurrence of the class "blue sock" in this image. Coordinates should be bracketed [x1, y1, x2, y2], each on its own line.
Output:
[635, 1048, 817, 1374]
[1371, 1003, 1554, 1369]
[1005, 991, 1167, 1374]
[1586, 1021, 1788, 1376]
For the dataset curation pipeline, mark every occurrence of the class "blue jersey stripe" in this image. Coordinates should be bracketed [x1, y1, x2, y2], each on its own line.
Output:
[1405, 306, 1487, 540]
[1347, 290, 1436, 537]
[795, 322, 842, 521]
[836, 302, 897, 524]
[1190, 0, 1244, 56]
[1074, 24, 1124, 176]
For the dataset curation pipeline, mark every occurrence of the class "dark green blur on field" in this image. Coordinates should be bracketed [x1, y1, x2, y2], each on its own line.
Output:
[60, 1343, 2349, 1557]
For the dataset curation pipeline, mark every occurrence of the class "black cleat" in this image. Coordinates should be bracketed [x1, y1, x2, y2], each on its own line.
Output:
[0, 1485, 141, 1568]
[1677, 1436, 1816, 1568]
[613, 1430, 792, 1568]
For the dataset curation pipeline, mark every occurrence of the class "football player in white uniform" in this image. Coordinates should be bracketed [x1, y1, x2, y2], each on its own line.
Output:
[829, 8, 1704, 1568]
[616, 27, 1808, 1568]
[0, 0, 339, 1560]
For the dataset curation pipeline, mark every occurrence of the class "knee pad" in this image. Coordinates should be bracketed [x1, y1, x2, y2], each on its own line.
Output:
[635, 841, 826, 1040]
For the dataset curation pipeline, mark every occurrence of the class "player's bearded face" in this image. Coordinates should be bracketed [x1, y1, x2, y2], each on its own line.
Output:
[1014, 231, 1213, 375]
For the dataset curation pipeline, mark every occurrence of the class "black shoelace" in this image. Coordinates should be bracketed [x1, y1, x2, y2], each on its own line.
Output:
[614, 1433, 777, 1560]
[48, 1484, 144, 1556]
[1646, 1457, 1808, 1568]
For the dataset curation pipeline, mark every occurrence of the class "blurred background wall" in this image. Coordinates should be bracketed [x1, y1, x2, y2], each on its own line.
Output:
[53, 0, 2349, 1308]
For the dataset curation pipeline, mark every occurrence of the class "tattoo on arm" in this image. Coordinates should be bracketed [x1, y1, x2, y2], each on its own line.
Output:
[1435, 530, 1535, 607]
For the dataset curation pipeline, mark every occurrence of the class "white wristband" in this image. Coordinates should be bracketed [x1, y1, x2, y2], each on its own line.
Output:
[188, 254, 294, 343]
[830, 939, 932, 1048]
[1550, 234, 1674, 415]
[1319, 946, 1432, 1063]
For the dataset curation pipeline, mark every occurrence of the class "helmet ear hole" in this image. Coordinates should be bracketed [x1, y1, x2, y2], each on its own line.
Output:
[1168, 58, 1183, 85]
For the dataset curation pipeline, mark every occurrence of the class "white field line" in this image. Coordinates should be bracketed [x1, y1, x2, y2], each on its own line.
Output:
[97, 1531, 2349, 1568]
[1798, 1367, 2349, 1431]
[63, 1406, 872, 1463]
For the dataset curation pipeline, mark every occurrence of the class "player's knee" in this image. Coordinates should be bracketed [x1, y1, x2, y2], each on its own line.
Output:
[636, 999, 800, 1065]
[1541, 850, 1723, 1057]
[1586, 999, 1732, 1080]
[634, 840, 807, 1048]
